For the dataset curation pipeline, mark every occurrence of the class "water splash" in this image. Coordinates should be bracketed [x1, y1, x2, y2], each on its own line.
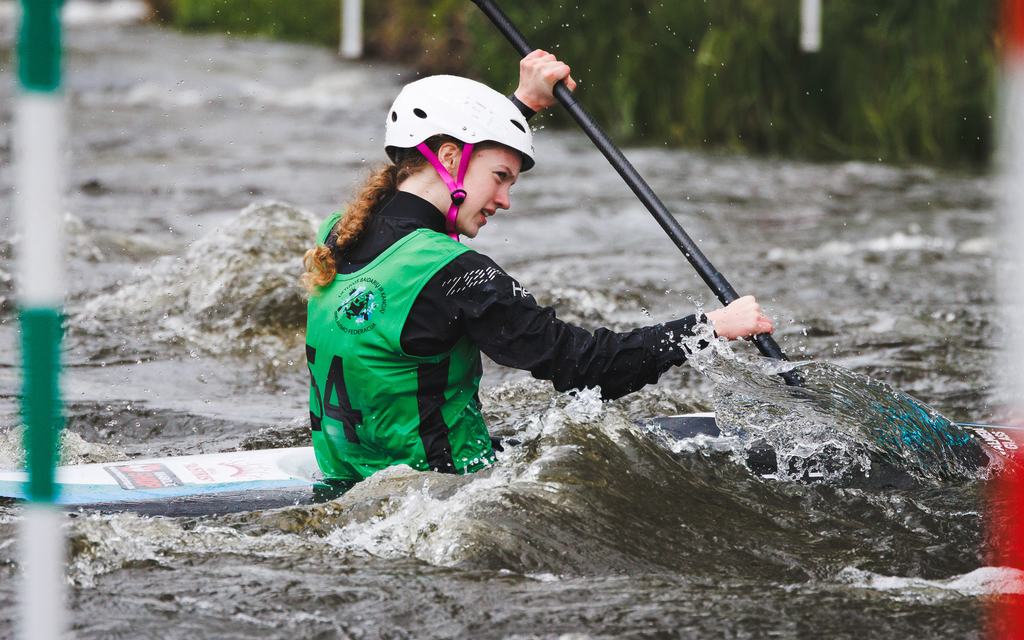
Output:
[0, 427, 125, 471]
[69, 201, 317, 360]
[64, 513, 312, 588]
[678, 322, 987, 482]
[834, 565, 1024, 598]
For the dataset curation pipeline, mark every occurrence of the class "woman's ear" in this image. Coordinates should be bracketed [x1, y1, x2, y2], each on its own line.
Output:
[437, 142, 461, 175]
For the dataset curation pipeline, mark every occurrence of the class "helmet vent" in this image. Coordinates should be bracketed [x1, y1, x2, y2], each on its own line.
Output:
[413, 108, 428, 119]
[391, 111, 398, 122]
[510, 119, 526, 133]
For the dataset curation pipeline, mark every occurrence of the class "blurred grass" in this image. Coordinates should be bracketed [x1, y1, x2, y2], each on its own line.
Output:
[167, 0, 339, 45]
[154, 0, 1001, 167]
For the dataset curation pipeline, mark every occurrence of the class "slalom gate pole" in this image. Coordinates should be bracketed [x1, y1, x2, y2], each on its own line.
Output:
[800, 0, 822, 53]
[15, 1, 67, 638]
[340, 0, 364, 59]
[469, 0, 802, 387]
[992, 2, 1024, 634]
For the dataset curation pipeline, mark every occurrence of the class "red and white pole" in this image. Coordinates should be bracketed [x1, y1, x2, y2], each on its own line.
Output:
[1000, 2, 1024, 413]
[1004, 0, 1024, 386]
[992, 1, 1024, 637]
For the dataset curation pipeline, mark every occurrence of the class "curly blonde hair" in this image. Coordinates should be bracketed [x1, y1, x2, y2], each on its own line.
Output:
[301, 137, 456, 291]
[301, 136, 509, 292]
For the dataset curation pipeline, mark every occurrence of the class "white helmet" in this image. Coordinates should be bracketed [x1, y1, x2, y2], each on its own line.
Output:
[384, 75, 535, 171]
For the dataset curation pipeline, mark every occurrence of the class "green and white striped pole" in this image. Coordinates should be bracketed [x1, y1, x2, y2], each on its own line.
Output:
[15, 1, 67, 638]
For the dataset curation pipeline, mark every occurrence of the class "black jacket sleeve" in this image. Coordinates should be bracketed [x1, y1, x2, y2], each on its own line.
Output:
[508, 94, 538, 120]
[401, 251, 703, 400]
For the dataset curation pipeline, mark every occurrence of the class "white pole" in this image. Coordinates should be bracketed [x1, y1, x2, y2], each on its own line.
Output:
[18, 506, 65, 639]
[340, 0, 363, 59]
[800, 0, 822, 53]
[14, 95, 65, 308]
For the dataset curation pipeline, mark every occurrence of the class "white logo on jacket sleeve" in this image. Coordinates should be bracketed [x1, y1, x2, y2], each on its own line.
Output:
[441, 267, 501, 295]
[441, 267, 532, 299]
[511, 280, 532, 298]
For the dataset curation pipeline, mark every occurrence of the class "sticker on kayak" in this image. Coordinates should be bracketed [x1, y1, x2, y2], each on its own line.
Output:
[183, 460, 274, 483]
[105, 463, 184, 490]
[964, 426, 1022, 458]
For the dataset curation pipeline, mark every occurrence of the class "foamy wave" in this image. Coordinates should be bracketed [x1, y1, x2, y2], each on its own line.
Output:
[535, 286, 626, 327]
[70, 200, 317, 358]
[835, 565, 1024, 597]
[675, 320, 979, 483]
[765, 231, 957, 262]
[63, 0, 149, 26]
[318, 388, 643, 570]
[0, 427, 124, 471]
[115, 82, 206, 109]
[65, 513, 310, 587]
[80, 71, 382, 112]
[0, 212, 104, 264]
[238, 72, 378, 111]
[959, 236, 995, 255]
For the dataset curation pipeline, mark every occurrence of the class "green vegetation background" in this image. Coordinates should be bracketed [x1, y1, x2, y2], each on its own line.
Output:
[158, 0, 1001, 167]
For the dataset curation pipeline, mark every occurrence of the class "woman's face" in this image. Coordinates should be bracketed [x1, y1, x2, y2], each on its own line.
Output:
[450, 145, 522, 239]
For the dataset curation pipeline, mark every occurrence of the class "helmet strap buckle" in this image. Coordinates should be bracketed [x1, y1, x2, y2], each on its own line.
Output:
[416, 141, 475, 242]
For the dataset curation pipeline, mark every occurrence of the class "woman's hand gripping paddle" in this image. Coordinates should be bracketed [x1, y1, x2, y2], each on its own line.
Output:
[470, 0, 802, 387]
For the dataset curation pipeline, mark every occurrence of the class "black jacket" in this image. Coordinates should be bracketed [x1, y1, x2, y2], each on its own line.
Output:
[327, 191, 702, 400]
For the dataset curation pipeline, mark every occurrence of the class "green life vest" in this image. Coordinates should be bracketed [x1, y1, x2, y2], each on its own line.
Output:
[305, 225, 495, 482]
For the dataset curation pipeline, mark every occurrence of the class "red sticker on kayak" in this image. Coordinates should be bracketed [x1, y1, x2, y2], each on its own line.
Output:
[104, 463, 184, 490]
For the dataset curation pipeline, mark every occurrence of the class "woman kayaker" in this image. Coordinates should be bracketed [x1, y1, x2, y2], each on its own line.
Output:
[301, 50, 774, 485]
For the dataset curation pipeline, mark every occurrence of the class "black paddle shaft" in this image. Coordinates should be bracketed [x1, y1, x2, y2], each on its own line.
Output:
[470, 0, 802, 387]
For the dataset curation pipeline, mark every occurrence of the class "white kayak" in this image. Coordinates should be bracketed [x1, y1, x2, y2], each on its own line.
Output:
[0, 446, 322, 515]
[0, 413, 1020, 516]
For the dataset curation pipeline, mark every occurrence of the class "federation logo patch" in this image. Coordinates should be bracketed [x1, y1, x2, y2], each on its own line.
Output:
[105, 463, 184, 490]
[335, 277, 388, 334]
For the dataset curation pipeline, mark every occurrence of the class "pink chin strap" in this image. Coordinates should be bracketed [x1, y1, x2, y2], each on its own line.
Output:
[416, 141, 474, 241]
